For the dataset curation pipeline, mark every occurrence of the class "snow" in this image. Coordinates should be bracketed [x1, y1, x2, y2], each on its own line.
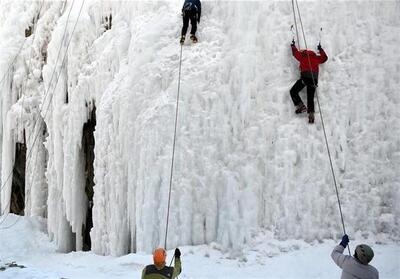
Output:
[0, 215, 399, 278]
[0, 0, 399, 269]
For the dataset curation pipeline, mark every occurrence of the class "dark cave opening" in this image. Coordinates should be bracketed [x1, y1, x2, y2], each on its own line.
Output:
[25, 25, 33, 37]
[104, 14, 112, 31]
[82, 106, 96, 251]
[10, 141, 26, 215]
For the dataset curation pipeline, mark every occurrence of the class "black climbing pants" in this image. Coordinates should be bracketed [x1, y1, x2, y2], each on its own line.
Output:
[290, 77, 318, 113]
[181, 10, 197, 36]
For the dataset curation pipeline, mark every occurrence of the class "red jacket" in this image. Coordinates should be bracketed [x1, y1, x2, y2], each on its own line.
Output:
[291, 46, 328, 73]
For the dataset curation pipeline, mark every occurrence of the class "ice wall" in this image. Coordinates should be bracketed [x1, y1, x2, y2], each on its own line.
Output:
[0, 1, 63, 215]
[0, 1, 399, 256]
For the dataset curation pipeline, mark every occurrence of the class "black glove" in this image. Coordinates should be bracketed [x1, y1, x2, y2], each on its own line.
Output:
[197, 14, 200, 23]
[174, 248, 181, 258]
[291, 39, 295, 47]
[340, 234, 349, 248]
[317, 43, 322, 50]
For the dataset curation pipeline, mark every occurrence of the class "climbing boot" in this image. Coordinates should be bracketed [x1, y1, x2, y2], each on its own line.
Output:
[180, 35, 185, 45]
[190, 34, 198, 43]
[295, 103, 307, 114]
[308, 112, 315, 124]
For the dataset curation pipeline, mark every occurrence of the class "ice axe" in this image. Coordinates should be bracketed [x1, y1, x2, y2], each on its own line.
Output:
[291, 25, 295, 41]
[291, 24, 300, 48]
[318, 27, 323, 45]
[290, 25, 297, 47]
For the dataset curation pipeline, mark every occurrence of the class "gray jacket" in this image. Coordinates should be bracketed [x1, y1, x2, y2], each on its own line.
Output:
[331, 245, 379, 279]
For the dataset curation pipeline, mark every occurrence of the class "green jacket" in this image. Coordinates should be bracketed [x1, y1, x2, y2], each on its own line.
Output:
[141, 258, 181, 279]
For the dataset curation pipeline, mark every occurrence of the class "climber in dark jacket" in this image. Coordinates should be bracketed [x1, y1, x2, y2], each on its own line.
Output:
[290, 40, 328, 123]
[180, 0, 201, 44]
[141, 248, 182, 279]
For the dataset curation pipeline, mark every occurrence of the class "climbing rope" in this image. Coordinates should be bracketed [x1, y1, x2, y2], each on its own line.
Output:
[164, 44, 183, 249]
[292, 0, 350, 255]
[0, 0, 85, 229]
[0, 42, 28, 87]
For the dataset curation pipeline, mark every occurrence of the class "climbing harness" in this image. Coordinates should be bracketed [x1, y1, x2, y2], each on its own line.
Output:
[164, 44, 183, 249]
[291, 0, 350, 255]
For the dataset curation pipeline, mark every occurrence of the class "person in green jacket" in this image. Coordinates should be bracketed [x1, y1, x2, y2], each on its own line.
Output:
[141, 247, 182, 279]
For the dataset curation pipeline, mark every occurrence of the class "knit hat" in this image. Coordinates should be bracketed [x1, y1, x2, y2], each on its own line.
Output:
[355, 244, 374, 265]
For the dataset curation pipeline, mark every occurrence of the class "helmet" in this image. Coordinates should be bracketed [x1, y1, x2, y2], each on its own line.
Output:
[355, 244, 374, 265]
[153, 248, 167, 266]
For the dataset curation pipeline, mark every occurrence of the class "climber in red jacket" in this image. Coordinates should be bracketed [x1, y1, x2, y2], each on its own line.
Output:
[290, 40, 328, 123]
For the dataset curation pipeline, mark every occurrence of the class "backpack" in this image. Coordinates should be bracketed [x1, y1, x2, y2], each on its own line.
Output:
[183, 1, 198, 12]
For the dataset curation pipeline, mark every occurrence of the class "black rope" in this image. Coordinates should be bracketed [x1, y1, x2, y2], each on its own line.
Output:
[164, 44, 183, 249]
[169, 254, 175, 267]
[315, 94, 349, 248]
[293, 0, 350, 255]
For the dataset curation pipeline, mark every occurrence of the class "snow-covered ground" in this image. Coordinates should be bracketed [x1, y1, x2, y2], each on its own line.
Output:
[0, 215, 399, 278]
